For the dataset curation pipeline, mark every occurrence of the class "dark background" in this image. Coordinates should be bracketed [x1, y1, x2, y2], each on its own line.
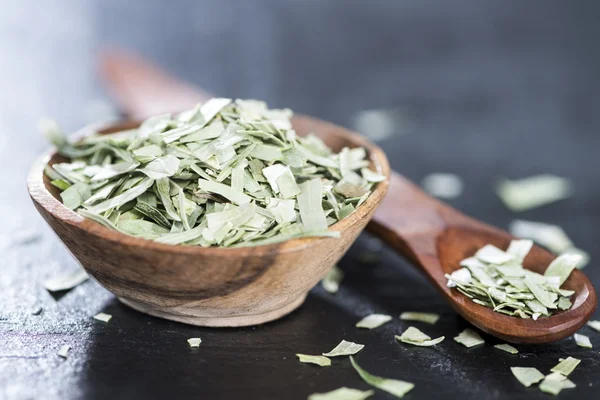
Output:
[1, 1, 599, 399]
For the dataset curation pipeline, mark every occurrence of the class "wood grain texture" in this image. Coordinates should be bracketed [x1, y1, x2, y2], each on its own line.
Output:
[27, 117, 390, 327]
[368, 173, 597, 343]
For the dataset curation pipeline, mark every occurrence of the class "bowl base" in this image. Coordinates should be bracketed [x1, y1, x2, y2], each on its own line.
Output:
[118, 293, 307, 327]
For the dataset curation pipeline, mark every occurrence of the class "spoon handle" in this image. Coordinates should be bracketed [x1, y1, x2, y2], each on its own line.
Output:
[367, 172, 480, 287]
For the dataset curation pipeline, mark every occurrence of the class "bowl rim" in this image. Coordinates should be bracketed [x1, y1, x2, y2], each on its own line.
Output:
[27, 114, 390, 256]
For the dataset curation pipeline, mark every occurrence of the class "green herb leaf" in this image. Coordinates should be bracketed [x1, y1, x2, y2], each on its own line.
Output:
[308, 387, 374, 400]
[60, 182, 91, 210]
[57, 345, 71, 359]
[399, 312, 440, 325]
[139, 155, 180, 179]
[510, 367, 545, 387]
[421, 173, 463, 199]
[493, 344, 518, 354]
[296, 354, 331, 367]
[544, 253, 581, 286]
[574, 333, 592, 348]
[349, 356, 414, 398]
[550, 357, 580, 376]
[197, 178, 251, 205]
[396, 326, 444, 347]
[298, 178, 328, 231]
[322, 340, 364, 357]
[44, 269, 89, 292]
[356, 314, 392, 329]
[496, 175, 571, 212]
[454, 329, 484, 348]
[88, 178, 154, 214]
[93, 313, 112, 323]
[321, 265, 343, 294]
[588, 320, 600, 332]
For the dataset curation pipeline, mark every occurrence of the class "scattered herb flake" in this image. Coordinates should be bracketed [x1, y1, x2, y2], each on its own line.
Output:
[44, 268, 89, 292]
[308, 387, 374, 400]
[539, 377, 564, 395]
[509, 220, 583, 258]
[187, 338, 202, 348]
[321, 265, 343, 294]
[296, 354, 331, 367]
[574, 333, 592, 348]
[349, 356, 414, 398]
[58, 345, 71, 359]
[550, 357, 580, 376]
[494, 344, 518, 354]
[399, 311, 440, 325]
[496, 175, 571, 212]
[93, 312, 112, 323]
[396, 326, 444, 347]
[587, 320, 600, 332]
[356, 314, 392, 329]
[454, 329, 484, 348]
[421, 173, 463, 199]
[322, 340, 365, 357]
[510, 367, 545, 387]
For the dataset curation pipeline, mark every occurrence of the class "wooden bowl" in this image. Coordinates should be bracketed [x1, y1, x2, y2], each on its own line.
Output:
[27, 115, 390, 327]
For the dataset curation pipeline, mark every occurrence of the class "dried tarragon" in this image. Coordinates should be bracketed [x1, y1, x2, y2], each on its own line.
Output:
[322, 340, 364, 357]
[44, 268, 89, 292]
[42, 99, 384, 247]
[510, 219, 589, 269]
[308, 387, 373, 400]
[356, 314, 392, 329]
[349, 356, 414, 398]
[93, 312, 112, 323]
[396, 326, 444, 347]
[495, 175, 571, 212]
[446, 240, 581, 318]
[296, 354, 331, 367]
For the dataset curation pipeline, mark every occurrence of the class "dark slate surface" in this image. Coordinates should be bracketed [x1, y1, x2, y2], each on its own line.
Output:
[1, 1, 599, 399]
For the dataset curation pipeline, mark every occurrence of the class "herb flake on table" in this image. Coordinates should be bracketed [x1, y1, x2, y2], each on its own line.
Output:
[396, 326, 444, 347]
[349, 356, 414, 398]
[573, 333, 592, 348]
[322, 340, 365, 357]
[399, 311, 440, 325]
[493, 344, 518, 354]
[44, 268, 89, 292]
[296, 354, 331, 367]
[356, 314, 392, 329]
[308, 387, 374, 400]
[495, 175, 571, 212]
[510, 367, 545, 387]
[454, 329, 484, 348]
[550, 357, 580, 376]
[93, 312, 112, 323]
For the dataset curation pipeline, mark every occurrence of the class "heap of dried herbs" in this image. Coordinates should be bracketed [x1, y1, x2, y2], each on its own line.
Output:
[446, 240, 581, 319]
[42, 98, 384, 247]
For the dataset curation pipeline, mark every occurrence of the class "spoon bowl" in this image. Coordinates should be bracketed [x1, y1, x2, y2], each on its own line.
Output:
[28, 116, 390, 327]
[368, 174, 597, 343]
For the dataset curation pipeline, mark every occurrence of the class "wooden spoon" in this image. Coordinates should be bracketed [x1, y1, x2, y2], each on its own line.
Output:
[97, 51, 596, 343]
